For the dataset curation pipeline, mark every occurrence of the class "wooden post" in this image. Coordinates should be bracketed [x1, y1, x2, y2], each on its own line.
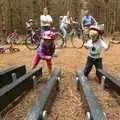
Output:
[101, 76, 106, 90]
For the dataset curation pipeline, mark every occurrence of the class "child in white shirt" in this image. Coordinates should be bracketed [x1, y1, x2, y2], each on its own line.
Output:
[84, 27, 109, 78]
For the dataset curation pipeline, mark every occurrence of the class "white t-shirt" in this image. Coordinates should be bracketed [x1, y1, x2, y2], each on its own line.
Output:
[84, 39, 108, 59]
[40, 15, 53, 26]
[62, 16, 72, 25]
[60, 16, 72, 28]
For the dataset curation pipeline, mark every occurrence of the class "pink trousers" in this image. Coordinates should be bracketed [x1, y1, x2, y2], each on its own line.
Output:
[32, 54, 52, 72]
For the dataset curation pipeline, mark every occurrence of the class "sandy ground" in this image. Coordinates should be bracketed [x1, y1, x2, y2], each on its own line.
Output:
[0, 41, 120, 120]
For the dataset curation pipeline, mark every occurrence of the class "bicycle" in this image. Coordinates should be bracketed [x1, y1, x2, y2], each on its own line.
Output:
[25, 24, 65, 50]
[70, 23, 84, 48]
[5, 30, 20, 53]
[55, 23, 84, 49]
[25, 29, 40, 50]
[6, 29, 19, 44]
[82, 26, 90, 43]
[6, 28, 39, 51]
[52, 28, 64, 49]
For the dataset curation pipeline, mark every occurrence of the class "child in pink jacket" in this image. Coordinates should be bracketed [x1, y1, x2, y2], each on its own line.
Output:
[32, 31, 55, 73]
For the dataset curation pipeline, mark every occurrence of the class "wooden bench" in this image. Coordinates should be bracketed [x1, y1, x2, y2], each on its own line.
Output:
[0, 67, 42, 112]
[97, 69, 120, 95]
[25, 69, 61, 120]
[0, 65, 26, 88]
[76, 70, 105, 120]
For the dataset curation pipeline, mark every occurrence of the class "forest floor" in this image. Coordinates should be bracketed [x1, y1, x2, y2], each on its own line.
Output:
[1, 40, 120, 120]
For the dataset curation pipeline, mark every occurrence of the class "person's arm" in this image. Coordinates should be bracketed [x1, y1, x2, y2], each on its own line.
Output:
[84, 44, 89, 49]
[91, 16, 97, 25]
[84, 40, 93, 49]
[43, 55, 52, 60]
[47, 15, 53, 26]
[71, 17, 78, 24]
[100, 39, 109, 51]
[81, 17, 85, 30]
[40, 53, 52, 60]
[48, 15, 53, 23]
[62, 16, 66, 24]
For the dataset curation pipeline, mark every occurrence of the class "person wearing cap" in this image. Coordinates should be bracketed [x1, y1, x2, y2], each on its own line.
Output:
[40, 8, 53, 31]
[83, 26, 109, 79]
[32, 31, 55, 74]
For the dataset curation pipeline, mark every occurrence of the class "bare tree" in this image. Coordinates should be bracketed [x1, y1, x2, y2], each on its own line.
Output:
[0, 0, 119, 35]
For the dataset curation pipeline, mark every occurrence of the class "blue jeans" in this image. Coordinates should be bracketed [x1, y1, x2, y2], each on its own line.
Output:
[84, 56, 103, 77]
[60, 24, 67, 38]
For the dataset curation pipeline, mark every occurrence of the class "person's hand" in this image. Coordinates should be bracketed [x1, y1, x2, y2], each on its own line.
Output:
[31, 30, 35, 35]
[45, 56, 52, 60]
[72, 21, 78, 24]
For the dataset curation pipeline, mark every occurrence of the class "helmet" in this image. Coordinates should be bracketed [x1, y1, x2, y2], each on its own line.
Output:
[90, 25, 99, 31]
[90, 24, 104, 34]
[41, 31, 56, 40]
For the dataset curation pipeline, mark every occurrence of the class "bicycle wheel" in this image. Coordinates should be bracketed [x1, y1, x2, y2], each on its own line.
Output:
[25, 36, 39, 50]
[54, 32, 64, 49]
[71, 31, 84, 48]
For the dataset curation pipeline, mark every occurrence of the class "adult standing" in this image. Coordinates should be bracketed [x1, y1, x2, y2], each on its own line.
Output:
[81, 10, 97, 42]
[40, 8, 53, 31]
[60, 11, 76, 47]
[81, 10, 97, 29]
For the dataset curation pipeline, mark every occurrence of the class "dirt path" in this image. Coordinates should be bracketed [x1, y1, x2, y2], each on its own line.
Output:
[89, 81, 120, 120]
[1, 43, 120, 120]
[48, 48, 86, 120]
[3, 84, 44, 120]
